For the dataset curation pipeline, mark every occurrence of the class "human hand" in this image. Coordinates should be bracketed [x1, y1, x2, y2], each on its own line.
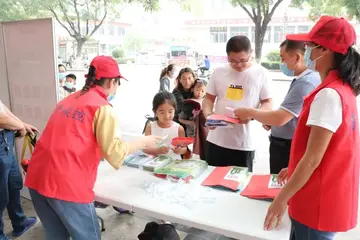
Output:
[17, 127, 27, 138]
[238, 118, 251, 124]
[263, 197, 287, 231]
[141, 135, 162, 149]
[263, 125, 271, 131]
[173, 146, 186, 155]
[278, 168, 288, 185]
[192, 109, 201, 118]
[158, 146, 170, 155]
[233, 107, 253, 120]
[24, 123, 39, 136]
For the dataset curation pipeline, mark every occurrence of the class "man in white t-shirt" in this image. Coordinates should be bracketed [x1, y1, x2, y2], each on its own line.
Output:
[202, 35, 272, 171]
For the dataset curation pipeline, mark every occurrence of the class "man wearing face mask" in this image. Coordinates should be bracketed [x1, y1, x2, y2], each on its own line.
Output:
[233, 40, 320, 174]
[24, 56, 161, 239]
[59, 74, 77, 101]
[58, 64, 67, 87]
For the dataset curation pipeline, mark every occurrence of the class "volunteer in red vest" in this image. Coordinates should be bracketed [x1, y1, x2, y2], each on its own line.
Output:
[263, 16, 360, 239]
[25, 56, 160, 240]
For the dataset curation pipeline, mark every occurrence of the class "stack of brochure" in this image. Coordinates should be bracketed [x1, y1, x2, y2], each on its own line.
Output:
[205, 114, 239, 128]
[154, 159, 208, 182]
[201, 166, 251, 192]
[240, 174, 283, 200]
[142, 155, 174, 171]
[124, 151, 154, 168]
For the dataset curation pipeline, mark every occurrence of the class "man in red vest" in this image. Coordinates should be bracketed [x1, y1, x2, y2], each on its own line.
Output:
[263, 16, 360, 239]
[25, 56, 160, 240]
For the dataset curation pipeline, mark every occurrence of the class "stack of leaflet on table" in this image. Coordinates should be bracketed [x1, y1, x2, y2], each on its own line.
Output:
[205, 114, 239, 128]
[124, 151, 154, 168]
[240, 174, 283, 200]
[142, 155, 174, 171]
[201, 166, 251, 192]
[154, 159, 208, 182]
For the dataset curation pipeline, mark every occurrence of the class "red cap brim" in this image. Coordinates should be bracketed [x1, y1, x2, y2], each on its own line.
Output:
[84, 74, 128, 81]
[286, 33, 311, 42]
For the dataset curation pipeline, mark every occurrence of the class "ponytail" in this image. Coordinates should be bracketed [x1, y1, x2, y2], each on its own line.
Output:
[81, 66, 97, 95]
[159, 67, 167, 80]
[159, 64, 175, 80]
[334, 46, 360, 95]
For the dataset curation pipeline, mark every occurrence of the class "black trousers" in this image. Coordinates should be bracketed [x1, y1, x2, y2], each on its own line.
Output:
[269, 135, 292, 174]
[205, 141, 254, 172]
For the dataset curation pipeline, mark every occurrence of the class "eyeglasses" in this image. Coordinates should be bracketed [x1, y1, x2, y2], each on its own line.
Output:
[228, 57, 250, 65]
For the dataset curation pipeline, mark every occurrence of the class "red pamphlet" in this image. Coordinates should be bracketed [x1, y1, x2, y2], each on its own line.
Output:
[207, 114, 240, 124]
[240, 175, 282, 200]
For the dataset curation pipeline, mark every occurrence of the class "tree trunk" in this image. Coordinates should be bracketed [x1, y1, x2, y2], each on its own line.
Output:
[254, 21, 266, 63]
[76, 39, 85, 57]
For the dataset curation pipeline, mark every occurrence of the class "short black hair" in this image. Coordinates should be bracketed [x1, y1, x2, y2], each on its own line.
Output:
[226, 35, 251, 53]
[66, 73, 77, 80]
[205, 55, 208, 58]
[280, 40, 306, 53]
[58, 64, 66, 69]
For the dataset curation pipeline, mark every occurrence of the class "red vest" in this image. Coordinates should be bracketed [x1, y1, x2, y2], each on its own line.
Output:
[25, 86, 110, 203]
[288, 71, 360, 231]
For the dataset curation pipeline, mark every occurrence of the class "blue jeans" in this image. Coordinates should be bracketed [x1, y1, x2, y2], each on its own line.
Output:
[290, 218, 336, 240]
[29, 189, 100, 240]
[0, 130, 26, 240]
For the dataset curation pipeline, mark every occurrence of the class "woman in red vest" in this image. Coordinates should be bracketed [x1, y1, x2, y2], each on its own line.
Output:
[263, 16, 360, 239]
[25, 56, 160, 240]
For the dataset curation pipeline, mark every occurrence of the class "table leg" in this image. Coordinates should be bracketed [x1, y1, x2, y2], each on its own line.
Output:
[97, 215, 106, 232]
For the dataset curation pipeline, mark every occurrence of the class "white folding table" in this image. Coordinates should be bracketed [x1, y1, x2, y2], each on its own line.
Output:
[94, 162, 291, 240]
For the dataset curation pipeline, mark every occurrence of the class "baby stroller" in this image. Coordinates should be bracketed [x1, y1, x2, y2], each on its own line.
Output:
[20, 133, 110, 232]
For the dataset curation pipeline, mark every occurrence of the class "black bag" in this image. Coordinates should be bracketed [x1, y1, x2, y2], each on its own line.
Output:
[138, 222, 180, 240]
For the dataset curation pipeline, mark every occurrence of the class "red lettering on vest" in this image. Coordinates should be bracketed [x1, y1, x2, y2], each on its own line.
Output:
[25, 86, 110, 203]
[288, 71, 360, 231]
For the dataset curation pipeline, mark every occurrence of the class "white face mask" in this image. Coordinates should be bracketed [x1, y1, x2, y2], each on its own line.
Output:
[64, 82, 73, 89]
[304, 46, 322, 72]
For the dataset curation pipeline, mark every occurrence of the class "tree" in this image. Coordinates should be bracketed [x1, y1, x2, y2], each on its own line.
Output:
[123, 33, 144, 53]
[291, 0, 360, 21]
[231, 0, 284, 62]
[0, 0, 189, 57]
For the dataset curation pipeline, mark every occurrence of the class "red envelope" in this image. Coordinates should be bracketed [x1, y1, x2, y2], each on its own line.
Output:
[171, 137, 194, 147]
[240, 175, 281, 200]
[202, 166, 246, 191]
[207, 114, 239, 124]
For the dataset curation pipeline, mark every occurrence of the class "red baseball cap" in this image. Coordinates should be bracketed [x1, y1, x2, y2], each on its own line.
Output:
[286, 16, 356, 55]
[86, 55, 127, 80]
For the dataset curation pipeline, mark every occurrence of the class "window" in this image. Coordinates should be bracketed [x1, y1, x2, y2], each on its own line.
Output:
[298, 26, 310, 33]
[210, 27, 228, 43]
[108, 25, 115, 35]
[274, 26, 284, 43]
[285, 26, 296, 34]
[230, 27, 249, 38]
[251, 27, 271, 43]
[118, 27, 125, 36]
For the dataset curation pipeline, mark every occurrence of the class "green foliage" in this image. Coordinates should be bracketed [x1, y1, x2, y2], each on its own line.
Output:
[112, 48, 125, 59]
[230, 0, 284, 61]
[266, 50, 281, 62]
[291, 0, 360, 22]
[123, 33, 144, 53]
[261, 62, 280, 70]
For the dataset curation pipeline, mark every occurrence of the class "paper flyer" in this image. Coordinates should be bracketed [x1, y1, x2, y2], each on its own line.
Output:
[268, 174, 283, 189]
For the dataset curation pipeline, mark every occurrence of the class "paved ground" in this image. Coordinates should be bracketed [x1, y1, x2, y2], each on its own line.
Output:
[3, 64, 360, 239]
